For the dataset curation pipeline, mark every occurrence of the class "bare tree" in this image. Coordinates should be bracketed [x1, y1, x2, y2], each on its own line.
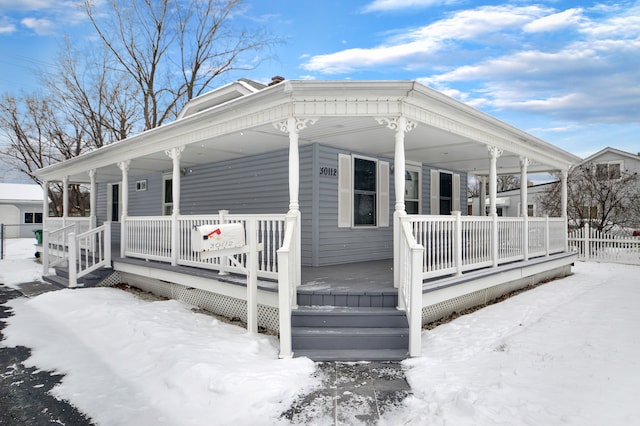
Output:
[0, 94, 91, 215]
[538, 165, 640, 232]
[83, 0, 279, 130]
[496, 175, 520, 192]
[45, 39, 141, 146]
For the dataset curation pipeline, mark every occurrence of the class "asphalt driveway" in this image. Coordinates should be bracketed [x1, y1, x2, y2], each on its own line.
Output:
[0, 284, 93, 425]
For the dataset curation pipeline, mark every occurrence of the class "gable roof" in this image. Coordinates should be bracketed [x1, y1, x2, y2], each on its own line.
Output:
[176, 79, 266, 119]
[0, 183, 43, 203]
[581, 147, 640, 164]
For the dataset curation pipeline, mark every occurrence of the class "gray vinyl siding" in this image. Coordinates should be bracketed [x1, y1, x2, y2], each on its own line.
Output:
[180, 148, 292, 215]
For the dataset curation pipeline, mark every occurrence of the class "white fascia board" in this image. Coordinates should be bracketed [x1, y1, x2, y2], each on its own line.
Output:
[35, 84, 292, 181]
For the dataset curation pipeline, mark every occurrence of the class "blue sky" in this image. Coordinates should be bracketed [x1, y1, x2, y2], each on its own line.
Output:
[0, 0, 639, 183]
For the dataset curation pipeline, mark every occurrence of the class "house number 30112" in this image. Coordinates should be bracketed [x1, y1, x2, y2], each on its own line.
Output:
[320, 166, 337, 177]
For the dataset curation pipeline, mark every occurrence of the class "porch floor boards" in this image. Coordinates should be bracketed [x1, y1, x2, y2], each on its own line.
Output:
[110, 247, 396, 308]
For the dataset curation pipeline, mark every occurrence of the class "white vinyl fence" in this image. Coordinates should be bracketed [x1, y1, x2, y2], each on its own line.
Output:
[568, 224, 640, 265]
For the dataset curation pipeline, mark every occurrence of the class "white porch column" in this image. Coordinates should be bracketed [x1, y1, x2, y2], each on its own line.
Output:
[42, 180, 49, 228]
[520, 157, 530, 261]
[274, 117, 317, 213]
[479, 176, 487, 216]
[274, 117, 317, 288]
[560, 169, 568, 218]
[487, 146, 502, 216]
[62, 176, 69, 227]
[166, 147, 185, 266]
[376, 116, 417, 288]
[488, 146, 502, 268]
[560, 169, 569, 252]
[42, 180, 50, 276]
[118, 160, 130, 259]
[89, 169, 97, 229]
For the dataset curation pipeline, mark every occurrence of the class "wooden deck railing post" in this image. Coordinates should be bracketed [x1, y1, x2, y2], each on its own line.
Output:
[104, 222, 112, 266]
[277, 248, 292, 358]
[218, 210, 229, 275]
[246, 219, 258, 333]
[453, 211, 463, 276]
[409, 243, 424, 357]
[545, 215, 550, 257]
[42, 229, 50, 276]
[492, 214, 499, 267]
[68, 232, 77, 288]
[523, 216, 529, 261]
[584, 223, 590, 261]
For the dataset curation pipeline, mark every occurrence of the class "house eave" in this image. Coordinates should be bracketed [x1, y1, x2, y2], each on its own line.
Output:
[34, 80, 581, 183]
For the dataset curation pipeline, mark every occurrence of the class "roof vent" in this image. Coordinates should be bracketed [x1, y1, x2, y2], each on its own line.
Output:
[269, 76, 285, 86]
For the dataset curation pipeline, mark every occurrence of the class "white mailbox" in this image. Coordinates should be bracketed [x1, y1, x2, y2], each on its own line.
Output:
[191, 223, 245, 253]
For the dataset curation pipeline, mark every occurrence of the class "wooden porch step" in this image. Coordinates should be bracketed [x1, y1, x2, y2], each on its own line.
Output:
[43, 266, 114, 288]
[291, 306, 409, 362]
[293, 349, 408, 362]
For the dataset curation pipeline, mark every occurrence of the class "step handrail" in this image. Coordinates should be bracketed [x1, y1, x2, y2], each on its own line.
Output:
[68, 223, 112, 288]
[399, 218, 424, 357]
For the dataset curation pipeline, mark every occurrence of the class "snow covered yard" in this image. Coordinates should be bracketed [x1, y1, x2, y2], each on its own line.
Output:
[1, 238, 640, 425]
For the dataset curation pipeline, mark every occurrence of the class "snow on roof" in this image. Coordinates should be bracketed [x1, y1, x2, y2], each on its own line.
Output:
[0, 183, 43, 202]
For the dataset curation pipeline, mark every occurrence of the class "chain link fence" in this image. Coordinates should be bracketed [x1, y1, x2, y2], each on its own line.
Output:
[1, 224, 41, 259]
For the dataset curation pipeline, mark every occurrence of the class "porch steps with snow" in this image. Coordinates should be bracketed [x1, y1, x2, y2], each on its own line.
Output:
[43, 265, 114, 288]
[291, 306, 409, 362]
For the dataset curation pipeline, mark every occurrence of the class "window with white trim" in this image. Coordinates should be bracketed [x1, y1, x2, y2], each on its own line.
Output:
[405, 164, 421, 214]
[24, 212, 43, 224]
[430, 170, 461, 215]
[337, 154, 389, 228]
[162, 174, 173, 215]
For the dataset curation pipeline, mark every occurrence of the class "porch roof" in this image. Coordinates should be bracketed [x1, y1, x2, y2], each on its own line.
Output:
[35, 80, 581, 184]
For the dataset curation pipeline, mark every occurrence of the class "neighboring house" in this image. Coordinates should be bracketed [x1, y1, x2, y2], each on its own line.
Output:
[577, 147, 640, 226]
[469, 182, 555, 217]
[0, 183, 43, 238]
[582, 146, 640, 177]
[34, 79, 580, 360]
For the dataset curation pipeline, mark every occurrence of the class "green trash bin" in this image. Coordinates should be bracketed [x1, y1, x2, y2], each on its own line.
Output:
[33, 229, 43, 245]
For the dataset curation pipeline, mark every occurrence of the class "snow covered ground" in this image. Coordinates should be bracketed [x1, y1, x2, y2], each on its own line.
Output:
[1, 238, 639, 425]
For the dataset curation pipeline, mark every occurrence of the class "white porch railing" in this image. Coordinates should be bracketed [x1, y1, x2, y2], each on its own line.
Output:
[409, 214, 567, 281]
[398, 218, 424, 357]
[568, 224, 640, 265]
[277, 211, 300, 358]
[122, 212, 287, 279]
[43, 223, 77, 270]
[68, 223, 112, 288]
[45, 217, 91, 235]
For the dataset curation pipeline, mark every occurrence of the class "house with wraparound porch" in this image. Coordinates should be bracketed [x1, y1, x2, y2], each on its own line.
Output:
[34, 79, 580, 361]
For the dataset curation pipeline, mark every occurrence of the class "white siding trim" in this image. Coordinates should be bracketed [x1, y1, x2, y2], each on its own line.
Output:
[337, 153, 352, 228]
[452, 173, 461, 212]
[430, 169, 439, 214]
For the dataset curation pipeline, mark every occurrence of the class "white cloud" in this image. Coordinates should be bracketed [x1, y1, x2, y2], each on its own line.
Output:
[21, 16, 55, 35]
[302, 5, 548, 73]
[362, 0, 452, 13]
[524, 8, 584, 33]
[0, 17, 16, 34]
